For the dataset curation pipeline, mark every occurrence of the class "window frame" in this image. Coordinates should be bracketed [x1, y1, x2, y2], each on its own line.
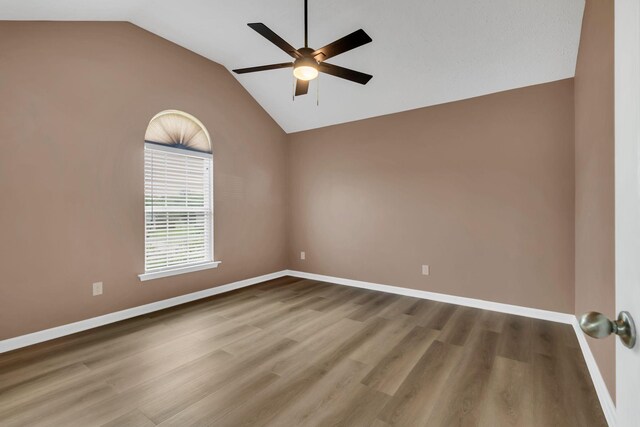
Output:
[138, 142, 219, 281]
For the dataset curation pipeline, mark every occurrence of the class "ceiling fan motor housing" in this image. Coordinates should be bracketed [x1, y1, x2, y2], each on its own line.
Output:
[293, 56, 319, 81]
[294, 56, 318, 69]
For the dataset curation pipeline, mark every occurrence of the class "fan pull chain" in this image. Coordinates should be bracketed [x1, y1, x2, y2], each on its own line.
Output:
[292, 77, 296, 101]
[316, 74, 320, 106]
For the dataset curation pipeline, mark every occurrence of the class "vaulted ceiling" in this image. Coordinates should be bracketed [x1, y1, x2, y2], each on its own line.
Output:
[0, 0, 585, 133]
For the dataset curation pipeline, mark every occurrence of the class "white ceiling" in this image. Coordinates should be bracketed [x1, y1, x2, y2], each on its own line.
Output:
[1, 0, 585, 133]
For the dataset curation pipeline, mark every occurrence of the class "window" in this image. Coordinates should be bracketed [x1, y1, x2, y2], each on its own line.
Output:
[139, 111, 218, 281]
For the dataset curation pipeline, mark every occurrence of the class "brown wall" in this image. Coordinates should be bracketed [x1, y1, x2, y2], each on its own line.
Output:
[288, 79, 575, 313]
[0, 19, 615, 404]
[574, 0, 616, 398]
[0, 22, 288, 340]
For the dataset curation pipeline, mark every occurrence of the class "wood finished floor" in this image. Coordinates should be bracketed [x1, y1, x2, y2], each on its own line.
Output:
[0, 276, 607, 427]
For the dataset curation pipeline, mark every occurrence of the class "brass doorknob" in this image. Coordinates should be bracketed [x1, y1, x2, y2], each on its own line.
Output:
[579, 311, 636, 349]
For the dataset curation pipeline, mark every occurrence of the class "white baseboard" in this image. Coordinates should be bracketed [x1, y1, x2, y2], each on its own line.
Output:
[1, 268, 616, 427]
[0, 270, 288, 354]
[285, 269, 616, 426]
[571, 319, 617, 427]
[285, 270, 575, 323]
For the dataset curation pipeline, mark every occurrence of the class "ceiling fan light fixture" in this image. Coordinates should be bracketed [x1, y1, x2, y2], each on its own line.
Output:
[293, 65, 318, 81]
[232, 0, 373, 95]
[293, 58, 318, 81]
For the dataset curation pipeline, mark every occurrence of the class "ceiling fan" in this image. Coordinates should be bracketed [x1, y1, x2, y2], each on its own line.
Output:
[233, 0, 373, 96]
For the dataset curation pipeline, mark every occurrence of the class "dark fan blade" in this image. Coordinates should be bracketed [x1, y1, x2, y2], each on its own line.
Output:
[233, 62, 293, 74]
[312, 29, 372, 62]
[318, 63, 372, 85]
[295, 79, 309, 96]
[247, 23, 301, 59]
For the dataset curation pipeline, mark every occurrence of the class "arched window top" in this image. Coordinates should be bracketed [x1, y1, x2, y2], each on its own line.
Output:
[144, 110, 212, 154]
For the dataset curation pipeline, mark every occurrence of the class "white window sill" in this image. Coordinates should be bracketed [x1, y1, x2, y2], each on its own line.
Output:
[138, 261, 221, 282]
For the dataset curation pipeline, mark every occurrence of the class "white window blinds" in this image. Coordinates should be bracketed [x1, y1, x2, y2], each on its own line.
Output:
[144, 144, 213, 273]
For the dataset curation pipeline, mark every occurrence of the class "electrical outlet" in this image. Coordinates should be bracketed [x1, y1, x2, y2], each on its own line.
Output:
[422, 265, 430, 276]
[92, 282, 103, 296]
[300, 251, 306, 260]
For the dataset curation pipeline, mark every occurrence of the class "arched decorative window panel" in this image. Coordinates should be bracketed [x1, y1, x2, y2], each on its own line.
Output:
[144, 110, 212, 153]
[139, 111, 219, 281]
